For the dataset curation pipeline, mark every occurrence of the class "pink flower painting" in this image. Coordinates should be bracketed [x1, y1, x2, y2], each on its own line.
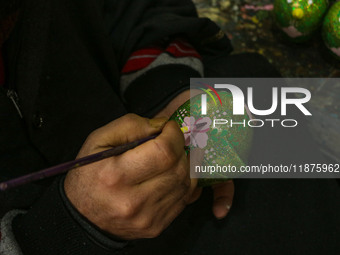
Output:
[182, 117, 211, 148]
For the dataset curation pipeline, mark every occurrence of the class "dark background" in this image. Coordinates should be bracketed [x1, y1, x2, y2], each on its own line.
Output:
[193, 0, 340, 164]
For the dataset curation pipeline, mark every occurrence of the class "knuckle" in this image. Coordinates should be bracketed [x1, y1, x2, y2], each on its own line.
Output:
[86, 129, 100, 143]
[134, 217, 153, 231]
[182, 176, 191, 189]
[116, 199, 139, 219]
[178, 181, 190, 199]
[181, 196, 191, 207]
[122, 113, 141, 123]
[175, 160, 189, 181]
[145, 227, 163, 238]
[97, 166, 122, 188]
[119, 114, 149, 132]
[174, 179, 192, 203]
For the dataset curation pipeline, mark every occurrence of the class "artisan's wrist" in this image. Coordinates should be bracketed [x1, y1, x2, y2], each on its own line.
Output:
[60, 176, 129, 248]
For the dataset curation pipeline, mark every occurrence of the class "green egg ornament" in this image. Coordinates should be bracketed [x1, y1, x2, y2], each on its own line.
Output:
[274, 0, 329, 42]
[169, 91, 253, 187]
[322, 2, 340, 57]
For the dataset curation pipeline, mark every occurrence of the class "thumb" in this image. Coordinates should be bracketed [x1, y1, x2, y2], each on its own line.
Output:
[212, 180, 234, 220]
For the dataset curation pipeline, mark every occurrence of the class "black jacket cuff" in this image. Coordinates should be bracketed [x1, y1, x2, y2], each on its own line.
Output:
[12, 177, 127, 255]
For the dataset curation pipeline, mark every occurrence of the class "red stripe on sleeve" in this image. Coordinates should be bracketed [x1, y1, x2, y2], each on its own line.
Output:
[122, 56, 158, 73]
[166, 40, 201, 59]
[121, 40, 201, 74]
[122, 47, 164, 73]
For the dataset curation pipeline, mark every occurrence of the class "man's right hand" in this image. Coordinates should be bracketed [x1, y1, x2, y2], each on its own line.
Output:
[64, 114, 199, 240]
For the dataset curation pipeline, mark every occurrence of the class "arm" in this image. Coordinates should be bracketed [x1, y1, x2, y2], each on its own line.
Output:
[1, 1, 234, 253]
[106, 0, 232, 117]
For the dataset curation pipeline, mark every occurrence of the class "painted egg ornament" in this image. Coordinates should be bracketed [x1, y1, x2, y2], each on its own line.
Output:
[322, 2, 340, 57]
[274, 0, 329, 42]
[169, 91, 253, 187]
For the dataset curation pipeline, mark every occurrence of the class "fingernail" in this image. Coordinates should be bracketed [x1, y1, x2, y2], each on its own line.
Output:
[149, 117, 168, 129]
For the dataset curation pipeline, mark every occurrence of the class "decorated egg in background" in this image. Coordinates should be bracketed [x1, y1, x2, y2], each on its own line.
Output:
[169, 91, 253, 187]
[274, 0, 329, 42]
[322, 1, 340, 57]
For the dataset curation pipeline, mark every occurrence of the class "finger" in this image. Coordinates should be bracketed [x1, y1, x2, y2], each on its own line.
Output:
[123, 162, 197, 239]
[212, 180, 234, 219]
[155, 120, 185, 154]
[187, 186, 202, 204]
[184, 177, 199, 203]
[154, 177, 199, 232]
[186, 152, 202, 204]
[116, 120, 186, 182]
[189, 148, 205, 179]
[139, 152, 196, 210]
[140, 176, 198, 238]
[136, 153, 189, 202]
[138, 198, 187, 239]
[87, 114, 168, 149]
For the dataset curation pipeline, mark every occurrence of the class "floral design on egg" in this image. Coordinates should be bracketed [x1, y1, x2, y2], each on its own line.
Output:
[182, 116, 211, 148]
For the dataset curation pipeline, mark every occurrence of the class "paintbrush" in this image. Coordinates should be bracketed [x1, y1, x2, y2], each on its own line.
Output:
[0, 123, 206, 191]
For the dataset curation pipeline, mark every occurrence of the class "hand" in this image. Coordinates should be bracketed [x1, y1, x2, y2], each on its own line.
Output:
[64, 114, 198, 240]
[155, 90, 235, 220]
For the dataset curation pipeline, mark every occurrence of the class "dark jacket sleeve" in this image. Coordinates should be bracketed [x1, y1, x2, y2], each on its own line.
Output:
[9, 177, 127, 255]
[0, 88, 127, 254]
[1, 0, 234, 254]
[104, 0, 233, 117]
